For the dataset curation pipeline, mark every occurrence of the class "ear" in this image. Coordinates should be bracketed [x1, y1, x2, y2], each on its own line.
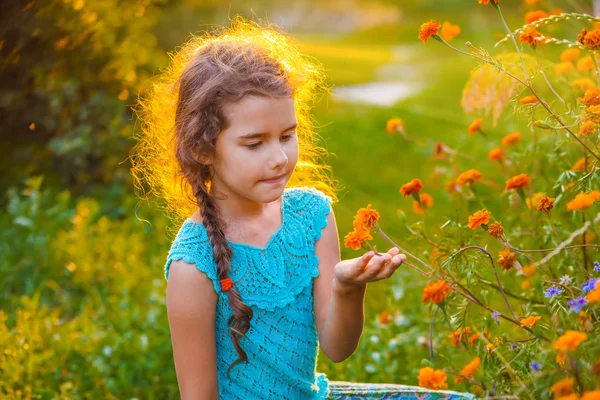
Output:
[197, 151, 213, 165]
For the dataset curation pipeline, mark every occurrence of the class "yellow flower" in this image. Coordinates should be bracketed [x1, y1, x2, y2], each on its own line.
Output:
[555, 62, 575, 76]
[573, 78, 595, 93]
[561, 48, 581, 62]
[577, 56, 595, 72]
[386, 118, 404, 134]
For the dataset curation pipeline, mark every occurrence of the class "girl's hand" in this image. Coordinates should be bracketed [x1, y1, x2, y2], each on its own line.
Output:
[333, 247, 406, 290]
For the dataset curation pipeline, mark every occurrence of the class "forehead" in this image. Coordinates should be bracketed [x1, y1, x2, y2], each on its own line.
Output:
[221, 95, 296, 134]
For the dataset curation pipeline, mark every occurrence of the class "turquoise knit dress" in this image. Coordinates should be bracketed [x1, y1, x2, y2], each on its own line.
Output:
[165, 186, 477, 400]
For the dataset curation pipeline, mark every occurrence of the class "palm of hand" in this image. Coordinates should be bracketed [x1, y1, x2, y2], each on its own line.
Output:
[333, 247, 406, 287]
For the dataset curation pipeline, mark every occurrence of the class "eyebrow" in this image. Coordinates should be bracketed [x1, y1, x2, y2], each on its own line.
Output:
[238, 123, 298, 139]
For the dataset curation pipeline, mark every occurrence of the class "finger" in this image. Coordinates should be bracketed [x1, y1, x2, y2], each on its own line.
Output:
[362, 253, 392, 279]
[387, 247, 400, 256]
[375, 253, 407, 280]
[355, 251, 375, 273]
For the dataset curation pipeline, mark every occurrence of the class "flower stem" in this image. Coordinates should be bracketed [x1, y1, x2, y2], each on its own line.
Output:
[495, 4, 529, 82]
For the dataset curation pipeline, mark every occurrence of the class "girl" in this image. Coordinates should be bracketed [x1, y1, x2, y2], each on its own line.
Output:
[132, 17, 476, 400]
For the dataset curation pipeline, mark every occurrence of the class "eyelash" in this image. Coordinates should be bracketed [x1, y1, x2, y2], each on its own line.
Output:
[245, 132, 295, 149]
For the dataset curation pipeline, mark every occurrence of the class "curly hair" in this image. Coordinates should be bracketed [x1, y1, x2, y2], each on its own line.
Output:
[130, 16, 338, 378]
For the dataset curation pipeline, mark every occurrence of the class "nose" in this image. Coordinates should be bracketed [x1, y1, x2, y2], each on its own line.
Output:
[268, 144, 288, 170]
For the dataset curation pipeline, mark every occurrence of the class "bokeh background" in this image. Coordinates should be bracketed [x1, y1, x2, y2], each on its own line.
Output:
[1, 0, 598, 398]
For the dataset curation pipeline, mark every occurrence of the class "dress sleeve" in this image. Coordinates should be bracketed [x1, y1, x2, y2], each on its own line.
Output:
[297, 187, 333, 243]
[164, 222, 221, 295]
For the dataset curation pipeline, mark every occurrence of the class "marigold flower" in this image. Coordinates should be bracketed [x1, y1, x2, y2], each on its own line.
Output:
[419, 20, 441, 44]
[519, 27, 543, 47]
[343, 228, 373, 250]
[422, 280, 452, 303]
[413, 193, 433, 215]
[446, 179, 457, 194]
[468, 209, 491, 230]
[386, 118, 404, 134]
[498, 247, 516, 270]
[520, 315, 541, 327]
[352, 204, 380, 231]
[578, 56, 595, 72]
[555, 61, 575, 76]
[478, 0, 499, 4]
[579, 28, 600, 51]
[537, 195, 555, 213]
[505, 173, 531, 191]
[561, 48, 581, 62]
[454, 357, 481, 383]
[487, 221, 504, 238]
[448, 327, 473, 346]
[417, 367, 448, 390]
[521, 263, 537, 278]
[556, 352, 567, 366]
[400, 179, 423, 197]
[519, 95, 539, 104]
[378, 311, 393, 325]
[468, 118, 484, 136]
[573, 78, 595, 93]
[582, 391, 600, 400]
[579, 120, 598, 136]
[441, 21, 461, 42]
[586, 280, 600, 303]
[526, 192, 544, 209]
[571, 157, 588, 172]
[456, 169, 482, 186]
[521, 278, 532, 290]
[525, 10, 548, 24]
[578, 88, 600, 106]
[501, 131, 521, 146]
[550, 377, 574, 398]
[566, 191, 600, 211]
[488, 147, 504, 161]
[553, 330, 588, 352]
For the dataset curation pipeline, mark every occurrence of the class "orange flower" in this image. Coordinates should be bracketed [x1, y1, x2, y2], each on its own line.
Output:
[553, 330, 588, 352]
[501, 131, 521, 146]
[561, 48, 581, 62]
[468, 118, 484, 136]
[525, 10, 548, 24]
[386, 118, 404, 134]
[478, 0, 499, 3]
[378, 311, 393, 325]
[555, 61, 575, 76]
[519, 27, 543, 47]
[579, 120, 598, 136]
[419, 20, 441, 44]
[521, 263, 537, 278]
[526, 192, 544, 209]
[456, 169, 482, 186]
[537, 195, 555, 213]
[468, 209, 491, 230]
[582, 391, 600, 400]
[571, 157, 588, 172]
[519, 95, 539, 104]
[579, 28, 600, 51]
[413, 193, 433, 215]
[417, 367, 448, 390]
[520, 315, 541, 327]
[422, 280, 452, 303]
[566, 191, 600, 211]
[400, 179, 423, 197]
[505, 173, 532, 191]
[343, 229, 373, 250]
[498, 247, 516, 270]
[352, 204, 380, 230]
[578, 56, 596, 72]
[488, 147, 504, 161]
[449, 327, 473, 346]
[441, 21, 461, 42]
[573, 78, 595, 93]
[454, 357, 481, 383]
[446, 179, 457, 194]
[578, 88, 600, 106]
[550, 377, 574, 398]
[556, 352, 567, 367]
[487, 221, 504, 238]
[586, 280, 600, 303]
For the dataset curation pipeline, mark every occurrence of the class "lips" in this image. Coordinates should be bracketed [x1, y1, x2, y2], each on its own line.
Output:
[263, 173, 286, 182]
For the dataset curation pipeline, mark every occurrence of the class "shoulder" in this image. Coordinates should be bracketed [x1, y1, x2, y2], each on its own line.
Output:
[285, 186, 333, 211]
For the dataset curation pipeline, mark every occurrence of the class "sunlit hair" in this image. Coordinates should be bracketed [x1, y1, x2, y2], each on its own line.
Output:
[130, 16, 337, 378]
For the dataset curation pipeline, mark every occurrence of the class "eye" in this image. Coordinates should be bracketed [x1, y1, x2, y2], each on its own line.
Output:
[245, 142, 261, 149]
[281, 131, 296, 141]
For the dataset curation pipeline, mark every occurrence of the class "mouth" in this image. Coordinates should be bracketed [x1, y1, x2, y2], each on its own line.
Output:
[262, 173, 287, 183]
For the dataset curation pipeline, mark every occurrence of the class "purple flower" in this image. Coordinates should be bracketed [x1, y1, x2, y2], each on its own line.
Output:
[529, 361, 542, 373]
[510, 343, 518, 351]
[544, 286, 563, 298]
[568, 296, 588, 313]
[560, 275, 572, 286]
[594, 261, 600, 273]
[492, 311, 500, 325]
[582, 278, 599, 294]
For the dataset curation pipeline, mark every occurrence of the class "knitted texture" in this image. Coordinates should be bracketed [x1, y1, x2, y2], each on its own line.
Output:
[165, 187, 332, 399]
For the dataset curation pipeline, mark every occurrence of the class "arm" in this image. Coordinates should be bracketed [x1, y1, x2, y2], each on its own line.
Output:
[313, 210, 405, 363]
[313, 211, 365, 363]
[166, 260, 220, 400]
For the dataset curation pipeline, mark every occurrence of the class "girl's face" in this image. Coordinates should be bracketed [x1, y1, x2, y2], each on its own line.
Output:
[208, 94, 299, 205]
